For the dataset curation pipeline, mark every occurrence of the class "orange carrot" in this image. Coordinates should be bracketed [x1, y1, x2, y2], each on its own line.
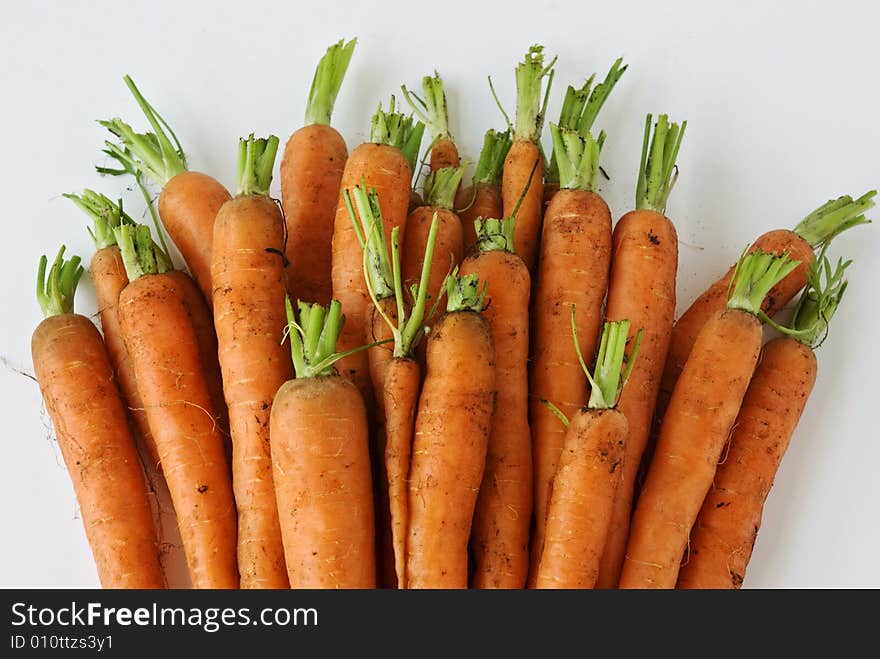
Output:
[33, 248, 165, 589]
[455, 129, 511, 253]
[281, 39, 355, 305]
[115, 224, 238, 589]
[271, 299, 376, 588]
[619, 250, 801, 589]
[678, 253, 848, 588]
[212, 135, 290, 589]
[596, 114, 686, 588]
[536, 318, 641, 588]
[460, 216, 531, 588]
[407, 273, 497, 588]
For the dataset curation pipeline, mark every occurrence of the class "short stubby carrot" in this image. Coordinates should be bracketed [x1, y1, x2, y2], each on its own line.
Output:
[281, 39, 355, 305]
[403, 71, 459, 172]
[455, 129, 511, 253]
[620, 250, 800, 589]
[33, 248, 165, 589]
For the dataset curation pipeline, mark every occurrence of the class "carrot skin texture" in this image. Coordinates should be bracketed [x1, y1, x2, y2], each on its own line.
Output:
[212, 195, 291, 589]
[158, 171, 232, 307]
[528, 189, 612, 583]
[430, 138, 460, 173]
[119, 274, 239, 589]
[502, 140, 544, 271]
[677, 338, 817, 589]
[536, 409, 627, 589]
[281, 123, 348, 306]
[271, 376, 375, 588]
[402, 206, 463, 307]
[462, 251, 532, 588]
[91, 246, 159, 468]
[33, 315, 165, 589]
[596, 210, 678, 588]
[407, 311, 497, 588]
[456, 183, 503, 254]
[331, 143, 411, 405]
[620, 309, 762, 589]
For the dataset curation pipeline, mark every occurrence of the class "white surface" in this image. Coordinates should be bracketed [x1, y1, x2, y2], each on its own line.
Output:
[1, 0, 877, 588]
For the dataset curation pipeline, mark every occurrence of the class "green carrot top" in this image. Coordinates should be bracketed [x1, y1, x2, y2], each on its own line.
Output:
[423, 165, 466, 210]
[36, 246, 84, 318]
[792, 190, 875, 248]
[573, 313, 643, 410]
[508, 45, 556, 144]
[472, 129, 512, 188]
[635, 113, 687, 215]
[402, 71, 454, 144]
[113, 223, 172, 282]
[63, 190, 135, 250]
[370, 96, 425, 172]
[549, 125, 605, 192]
[474, 216, 516, 254]
[445, 269, 488, 313]
[304, 38, 356, 126]
[237, 134, 280, 196]
[726, 248, 801, 316]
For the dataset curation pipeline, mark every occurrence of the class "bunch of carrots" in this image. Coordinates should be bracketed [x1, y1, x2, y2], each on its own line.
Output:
[32, 39, 874, 590]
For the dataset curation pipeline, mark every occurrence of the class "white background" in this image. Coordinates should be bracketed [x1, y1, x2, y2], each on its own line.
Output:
[1, 0, 877, 588]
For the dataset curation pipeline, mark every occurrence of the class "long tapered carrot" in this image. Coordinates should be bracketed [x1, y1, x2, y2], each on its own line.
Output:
[281, 39, 355, 306]
[407, 273, 496, 588]
[100, 76, 232, 307]
[455, 129, 511, 252]
[115, 224, 238, 589]
[403, 71, 459, 173]
[678, 253, 849, 588]
[271, 299, 376, 588]
[212, 135, 290, 589]
[499, 45, 555, 271]
[331, 97, 424, 409]
[33, 248, 165, 589]
[619, 250, 801, 589]
[536, 318, 641, 588]
[596, 114, 686, 588]
[527, 68, 624, 583]
[460, 215, 531, 588]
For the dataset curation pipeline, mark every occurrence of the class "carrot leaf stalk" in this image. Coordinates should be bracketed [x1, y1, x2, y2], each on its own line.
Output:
[792, 190, 875, 248]
[550, 124, 605, 191]
[474, 129, 513, 187]
[63, 190, 135, 249]
[36, 247, 84, 318]
[635, 113, 687, 215]
[304, 38, 357, 126]
[237, 134, 280, 197]
[402, 71, 453, 143]
[344, 184, 395, 300]
[726, 248, 801, 315]
[474, 216, 516, 253]
[571, 313, 642, 410]
[424, 165, 466, 210]
[445, 269, 488, 313]
[512, 45, 557, 144]
[370, 96, 426, 171]
[113, 224, 172, 281]
[99, 76, 187, 187]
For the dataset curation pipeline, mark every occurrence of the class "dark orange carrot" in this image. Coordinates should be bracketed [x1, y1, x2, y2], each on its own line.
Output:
[596, 114, 686, 588]
[619, 250, 801, 589]
[407, 273, 497, 588]
[101, 76, 231, 307]
[115, 224, 238, 589]
[271, 300, 376, 588]
[281, 39, 355, 305]
[403, 71, 460, 173]
[212, 135, 290, 589]
[499, 45, 555, 271]
[678, 253, 848, 588]
[536, 319, 641, 588]
[455, 129, 511, 253]
[33, 248, 165, 589]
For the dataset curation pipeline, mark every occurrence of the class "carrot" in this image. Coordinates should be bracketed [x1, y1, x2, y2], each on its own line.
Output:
[403, 71, 460, 172]
[499, 45, 555, 271]
[455, 129, 511, 253]
[115, 224, 238, 589]
[536, 318, 642, 588]
[678, 252, 849, 588]
[281, 39, 355, 306]
[271, 299, 376, 588]
[619, 249, 801, 589]
[33, 248, 165, 589]
[527, 66, 624, 583]
[211, 135, 290, 589]
[459, 215, 531, 588]
[595, 114, 686, 588]
[101, 75, 232, 307]
[655, 190, 875, 428]
[407, 273, 497, 588]
[331, 97, 424, 409]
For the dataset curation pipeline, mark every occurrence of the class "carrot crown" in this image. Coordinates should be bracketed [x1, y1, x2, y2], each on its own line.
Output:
[571, 311, 642, 410]
[635, 113, 687, 215]
[550, 124, 605, 191]
[510, 45, 556, 144]
[370, 96, 426, 171]
[63, 190, 135, 250]
[113, 223, 172, 281]
[402, 71, 453, 144]
[474, 217, 516, 253]
[424, 165, 466, 210]
[285, 299, 345, 378]
[100, 76, 187, 187]
[344, 183, 395, 300]
[793, 190, 875, 248]
[473, 129, 512, 187]
[237, 134, 280, 196]
[36, 246, 84, 318]
[726, 248, 801, 316]
[445, 268, 488, 313]
[304, 38, 356, 126]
